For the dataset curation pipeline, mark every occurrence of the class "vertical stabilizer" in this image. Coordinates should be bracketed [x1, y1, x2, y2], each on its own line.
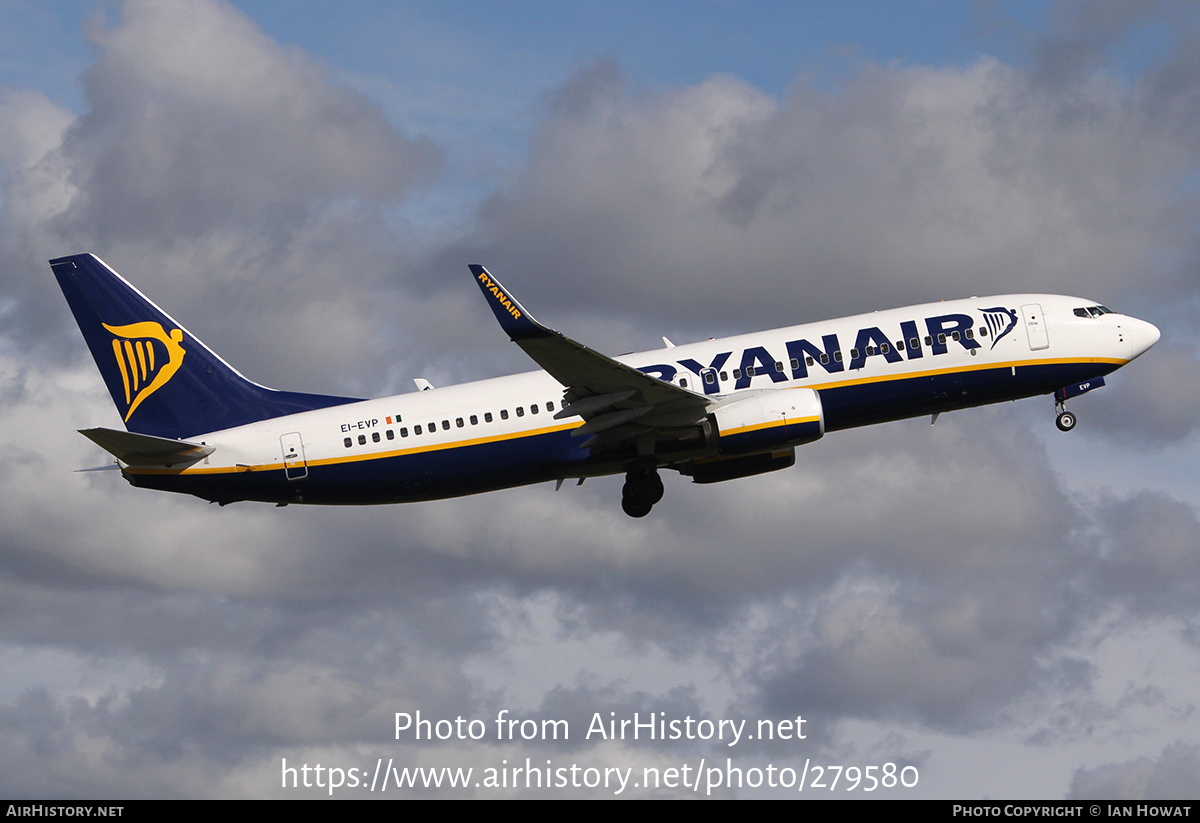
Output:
[50, 253, 361, 439]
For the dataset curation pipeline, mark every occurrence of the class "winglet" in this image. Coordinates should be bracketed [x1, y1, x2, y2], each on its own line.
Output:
[469, 265, 551, 341]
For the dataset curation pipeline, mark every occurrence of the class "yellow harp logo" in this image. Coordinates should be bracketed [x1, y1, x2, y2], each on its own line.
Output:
[103, 322, 186, 421]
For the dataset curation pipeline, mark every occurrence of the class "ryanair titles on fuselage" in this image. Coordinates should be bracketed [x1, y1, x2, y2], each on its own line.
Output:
[476, 270, 523, 320]
[638, 309, 1015, 394]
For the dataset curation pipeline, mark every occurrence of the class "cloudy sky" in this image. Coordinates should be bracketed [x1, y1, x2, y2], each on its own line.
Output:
[1, 0, 1198, 799]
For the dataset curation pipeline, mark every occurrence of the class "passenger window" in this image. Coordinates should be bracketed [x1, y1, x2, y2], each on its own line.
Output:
[924, 336, 933, 346]
[386, 429, 394, 440]
[441, 420, 449, 430]
[938, 333, 946, 344]
[806, 356, 814, 366]
[344, 437, 352, 448]
[910, 338, 919, 348]
[774, 361, 783, 373]
[895, 340, 904, 350]
[400, 427, 408, 437]
[546, 401, 555, 411]
[720, 371, 728, 381]
[746, 367, 755, 377]
[485, 412, 493, 423]
[951, 331, 960, 341]
[704, 372, 715, 384]
[790, 358, 799, 371]
[470, 414, 478, 425]
[880, 343, 890, 354]
[372, 432, 380, 443]
[964, 329, 973, 339]
[501, 409, 509, 420]
[516, 407, 524, 417]
[733, 369, 742, 379]
[819, 354, 828, 365]
[358, 434, 366, 445]
[680, 377, 689, 388]
[414, 425, 422, 435]
[850, 348, 860, 359]
[428, 422, 436, 432]
[979, 327, 988, 337]
[834, 351, 843, 362]
[456, 417, 464, 428]
[531, 404, 539, 414]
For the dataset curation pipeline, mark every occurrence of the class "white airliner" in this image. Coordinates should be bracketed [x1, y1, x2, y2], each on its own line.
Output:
[51, 254, 1159, 517]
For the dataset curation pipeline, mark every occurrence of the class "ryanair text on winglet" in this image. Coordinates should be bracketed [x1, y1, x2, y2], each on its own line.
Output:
[477, 271, 522, 320]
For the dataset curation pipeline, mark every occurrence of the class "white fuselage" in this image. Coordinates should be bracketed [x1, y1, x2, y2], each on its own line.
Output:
[126, 293, 1158, 505]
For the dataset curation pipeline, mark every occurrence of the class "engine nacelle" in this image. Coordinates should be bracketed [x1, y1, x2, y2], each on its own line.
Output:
[707, 387, 824, 456]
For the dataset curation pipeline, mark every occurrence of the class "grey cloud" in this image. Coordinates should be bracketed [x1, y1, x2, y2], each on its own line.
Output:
[2, 0, 1197, 799]
[0, 89, 74, 178]
[1030, 1, 1193, 86]
[1068, 741, 1200, 799]
[0, 0, 441, 394]
[60, 0, 439, 242]
[1088, 492, 1200, 614]
[1085, 344, 1200, 442]
[466, 53, 1199, 351]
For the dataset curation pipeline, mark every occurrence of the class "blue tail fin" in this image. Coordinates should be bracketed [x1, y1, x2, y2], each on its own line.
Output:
[50, 253, 362, 439]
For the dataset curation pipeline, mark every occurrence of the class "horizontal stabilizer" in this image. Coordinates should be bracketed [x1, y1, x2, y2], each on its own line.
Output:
[80, 427, 214, 467]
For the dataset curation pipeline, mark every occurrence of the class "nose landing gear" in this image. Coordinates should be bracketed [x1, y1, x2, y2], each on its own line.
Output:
[621, 467, 664, 518]
[1054, 393, 1077, 432]
[1053, 377, 1105, 432]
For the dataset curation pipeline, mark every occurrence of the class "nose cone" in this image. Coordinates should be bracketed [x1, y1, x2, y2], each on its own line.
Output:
[1126, 317, 1160, 359]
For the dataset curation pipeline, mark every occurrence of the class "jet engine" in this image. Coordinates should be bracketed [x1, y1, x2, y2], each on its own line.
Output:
[707, 387, 824, 455]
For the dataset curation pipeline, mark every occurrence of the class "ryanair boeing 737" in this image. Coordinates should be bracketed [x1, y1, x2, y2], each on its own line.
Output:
[51, 254, 1160, 517]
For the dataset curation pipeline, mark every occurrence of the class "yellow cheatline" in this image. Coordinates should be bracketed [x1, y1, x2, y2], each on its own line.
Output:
[128, 421, 582, 476]
[804, 356, 1126, 393]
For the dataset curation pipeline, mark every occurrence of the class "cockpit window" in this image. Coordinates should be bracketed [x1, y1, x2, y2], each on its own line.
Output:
[1074, 305, 1115, 318]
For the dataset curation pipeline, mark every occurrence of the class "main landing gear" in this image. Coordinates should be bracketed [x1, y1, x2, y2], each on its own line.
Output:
[621, 466, 664, 518]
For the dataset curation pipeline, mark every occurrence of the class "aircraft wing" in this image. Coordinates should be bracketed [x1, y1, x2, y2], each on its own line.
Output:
[80, 427, 215, 468]
[470, 265, 711, 447]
